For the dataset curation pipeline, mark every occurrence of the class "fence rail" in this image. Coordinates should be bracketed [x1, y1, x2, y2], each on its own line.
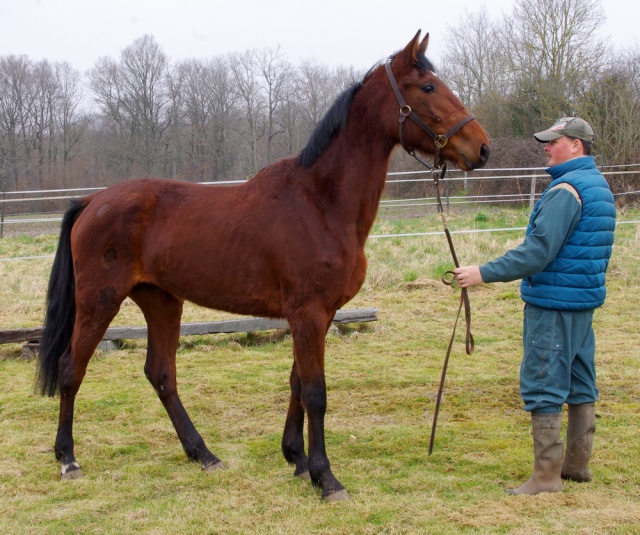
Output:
[1, 164, 639, 239]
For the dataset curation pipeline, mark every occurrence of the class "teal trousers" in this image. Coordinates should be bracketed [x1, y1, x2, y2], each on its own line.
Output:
[520, 303, 598, 413]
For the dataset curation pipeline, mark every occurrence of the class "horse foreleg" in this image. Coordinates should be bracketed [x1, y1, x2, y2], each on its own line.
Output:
[130, 285, 221, 471]
[290, 308, 349, 501]
[282, 360, 310, 479]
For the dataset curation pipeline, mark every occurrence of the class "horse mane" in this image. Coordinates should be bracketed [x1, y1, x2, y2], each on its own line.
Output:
[416, 53, 437, 74]
[298, 82, 363, 169]
[297, 52, 436, 169]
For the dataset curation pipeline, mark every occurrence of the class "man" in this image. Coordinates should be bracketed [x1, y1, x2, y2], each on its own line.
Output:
[454, 117, 616, 495]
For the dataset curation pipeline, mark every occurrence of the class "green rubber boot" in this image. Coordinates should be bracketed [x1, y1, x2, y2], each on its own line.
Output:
[506, 412, 563, 495]
[561, 403, 595, 482]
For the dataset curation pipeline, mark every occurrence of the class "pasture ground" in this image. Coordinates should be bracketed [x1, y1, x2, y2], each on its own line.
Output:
[1, 207, 639, 534]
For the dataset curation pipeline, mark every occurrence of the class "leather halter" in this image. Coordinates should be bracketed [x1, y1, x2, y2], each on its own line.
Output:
[384, 57, 476, 171]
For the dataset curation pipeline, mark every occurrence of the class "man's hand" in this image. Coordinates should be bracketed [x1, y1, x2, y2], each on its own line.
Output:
[453, 266, 483, 288]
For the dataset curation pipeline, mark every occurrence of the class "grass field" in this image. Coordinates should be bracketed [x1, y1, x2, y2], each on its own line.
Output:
[1, 207, 639, 534]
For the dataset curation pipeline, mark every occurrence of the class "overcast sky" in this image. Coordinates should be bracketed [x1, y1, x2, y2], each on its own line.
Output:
[1, 0, 637, 72]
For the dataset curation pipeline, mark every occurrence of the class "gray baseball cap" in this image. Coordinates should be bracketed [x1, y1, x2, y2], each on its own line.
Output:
[534, 117, 595, 143]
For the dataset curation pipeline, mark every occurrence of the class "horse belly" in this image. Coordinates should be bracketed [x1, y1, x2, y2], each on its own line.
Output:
[146, 235, 285, 318]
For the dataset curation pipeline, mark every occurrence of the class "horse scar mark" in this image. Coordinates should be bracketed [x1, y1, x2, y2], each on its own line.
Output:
[103, 244, 117, 263]
[98, 287, 117, 309]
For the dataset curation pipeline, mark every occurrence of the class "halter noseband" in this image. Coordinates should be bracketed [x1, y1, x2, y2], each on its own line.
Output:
[384, 57, 476, 173]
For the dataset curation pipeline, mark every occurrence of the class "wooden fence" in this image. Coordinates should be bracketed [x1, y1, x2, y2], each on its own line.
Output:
[0, 308, 379, 358]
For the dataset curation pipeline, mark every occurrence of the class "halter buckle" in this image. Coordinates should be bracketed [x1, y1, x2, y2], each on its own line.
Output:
[434, 135, 448, 149]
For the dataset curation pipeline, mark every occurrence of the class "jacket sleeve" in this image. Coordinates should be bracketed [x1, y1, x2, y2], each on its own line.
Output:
[479, 188, 581, 283]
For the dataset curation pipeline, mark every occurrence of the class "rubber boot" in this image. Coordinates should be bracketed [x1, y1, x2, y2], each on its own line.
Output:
[506, 412, 563, 495]
[561, 402, 595, 482]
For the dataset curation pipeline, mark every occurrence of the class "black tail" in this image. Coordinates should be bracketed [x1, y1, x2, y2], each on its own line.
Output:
[37, 199, 86, 397]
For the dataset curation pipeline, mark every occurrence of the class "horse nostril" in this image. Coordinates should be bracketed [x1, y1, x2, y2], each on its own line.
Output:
[480, 143, 490, 164]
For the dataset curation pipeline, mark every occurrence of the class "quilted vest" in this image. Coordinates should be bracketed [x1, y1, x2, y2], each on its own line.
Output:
[520, 157, 616, 310]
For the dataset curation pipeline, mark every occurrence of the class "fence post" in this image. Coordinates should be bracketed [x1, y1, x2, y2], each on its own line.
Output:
[529, 175, 537, 208]
[0, 190, 6, 239]
[445, 181, 450, 213]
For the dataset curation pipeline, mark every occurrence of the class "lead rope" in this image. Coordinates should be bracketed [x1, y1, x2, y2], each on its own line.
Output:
[383, 56, 475, 454]
[428, 164, 474, 456]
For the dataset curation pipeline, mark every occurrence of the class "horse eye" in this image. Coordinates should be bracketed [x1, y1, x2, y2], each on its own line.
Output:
[422, 84, 436, 94]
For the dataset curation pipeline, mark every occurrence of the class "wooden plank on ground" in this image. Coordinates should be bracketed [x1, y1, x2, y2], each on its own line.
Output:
[0, 308, 378, 344]
[0, 327, 43, 345]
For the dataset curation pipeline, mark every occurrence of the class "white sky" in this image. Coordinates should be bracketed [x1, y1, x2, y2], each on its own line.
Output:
[0, 0, 637, 72]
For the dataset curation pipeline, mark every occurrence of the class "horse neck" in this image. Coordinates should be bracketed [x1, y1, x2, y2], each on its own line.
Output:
[309, 98, 396, 244]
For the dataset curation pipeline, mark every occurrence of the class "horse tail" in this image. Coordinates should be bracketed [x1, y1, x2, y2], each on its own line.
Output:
[37, 199, 86, 397]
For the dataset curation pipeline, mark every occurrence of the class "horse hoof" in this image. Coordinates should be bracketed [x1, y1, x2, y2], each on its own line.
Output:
[61, 463, 84, 480]
[323, 489, 350, 502]
[202, 460, 224, 471]
[295, 470, 311, 480]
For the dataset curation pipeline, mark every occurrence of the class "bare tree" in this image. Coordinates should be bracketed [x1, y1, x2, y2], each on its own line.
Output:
[439, 8, 512, 107]
[438, 8, 517, 137]
[0, 55, 34, 190]
[53, 62, 88, 186]
[207, 57, 239, 178]
[228, 49, 266, 176]
[255, 46, 292, 163]
[88, 55, 133, 178]
[174, 56, 237, 180]
[579, 45, 640, 177]
[278, 79, 300, 157]
[30, 60, 59, 188]
[120, 35, 173, 175]
[508, 0, 606, 123]
[295, 60, 335, 143]
[89, 35, 173, 178]
[0, 56, 87, 191]
[437, 0, 611, 143]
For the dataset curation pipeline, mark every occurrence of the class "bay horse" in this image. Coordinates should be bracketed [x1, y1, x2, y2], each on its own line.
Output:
[37, 31, 490, 501]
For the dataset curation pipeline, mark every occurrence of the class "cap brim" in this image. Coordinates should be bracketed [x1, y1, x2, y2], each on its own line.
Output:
[533, 130, 564, 142]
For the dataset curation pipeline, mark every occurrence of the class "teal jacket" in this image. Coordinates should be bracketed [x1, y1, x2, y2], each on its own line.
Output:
[480, 156, 616, 310]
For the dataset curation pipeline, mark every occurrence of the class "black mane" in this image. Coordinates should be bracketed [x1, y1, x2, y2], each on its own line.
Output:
[298, 82, 362, 169]
[417, 54, 436, 74]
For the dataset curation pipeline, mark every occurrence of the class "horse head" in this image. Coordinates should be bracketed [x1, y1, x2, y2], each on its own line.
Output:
[384, 31, 490, 171]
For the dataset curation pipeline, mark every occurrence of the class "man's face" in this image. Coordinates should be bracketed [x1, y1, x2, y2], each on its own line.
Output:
[543, 136, 583, 166]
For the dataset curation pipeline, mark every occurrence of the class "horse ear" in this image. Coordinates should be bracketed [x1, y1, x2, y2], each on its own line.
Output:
[418, 33, 430, 57]
[400, 30, 427, 64]
[405, 30, 422, 60]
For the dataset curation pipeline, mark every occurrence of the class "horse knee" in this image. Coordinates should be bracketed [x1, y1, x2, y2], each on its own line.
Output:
[289, 375, 302, 400]
[57, 352, 86, 394]
[144, 365, 176, 399]
[302, 385, 327, 415]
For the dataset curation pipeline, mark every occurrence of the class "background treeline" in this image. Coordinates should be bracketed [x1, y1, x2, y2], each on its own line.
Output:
[1, 0, 639, 196]
[0, 39, 361, 192]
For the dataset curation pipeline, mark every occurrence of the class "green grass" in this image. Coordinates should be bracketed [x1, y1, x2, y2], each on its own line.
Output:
[1, 208, 639, 533]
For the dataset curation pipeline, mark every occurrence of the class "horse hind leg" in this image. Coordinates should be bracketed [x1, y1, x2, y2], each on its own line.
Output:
[55, 343, 94, 479]
[55, 287, 126, 479]
[129, 284, 222, 471]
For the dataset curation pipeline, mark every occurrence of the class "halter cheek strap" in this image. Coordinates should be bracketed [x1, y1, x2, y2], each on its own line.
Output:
[384, 58, 476, 171]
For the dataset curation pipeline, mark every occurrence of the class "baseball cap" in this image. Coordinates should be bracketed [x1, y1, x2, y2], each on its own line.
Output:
[533, 117, 595, 143]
